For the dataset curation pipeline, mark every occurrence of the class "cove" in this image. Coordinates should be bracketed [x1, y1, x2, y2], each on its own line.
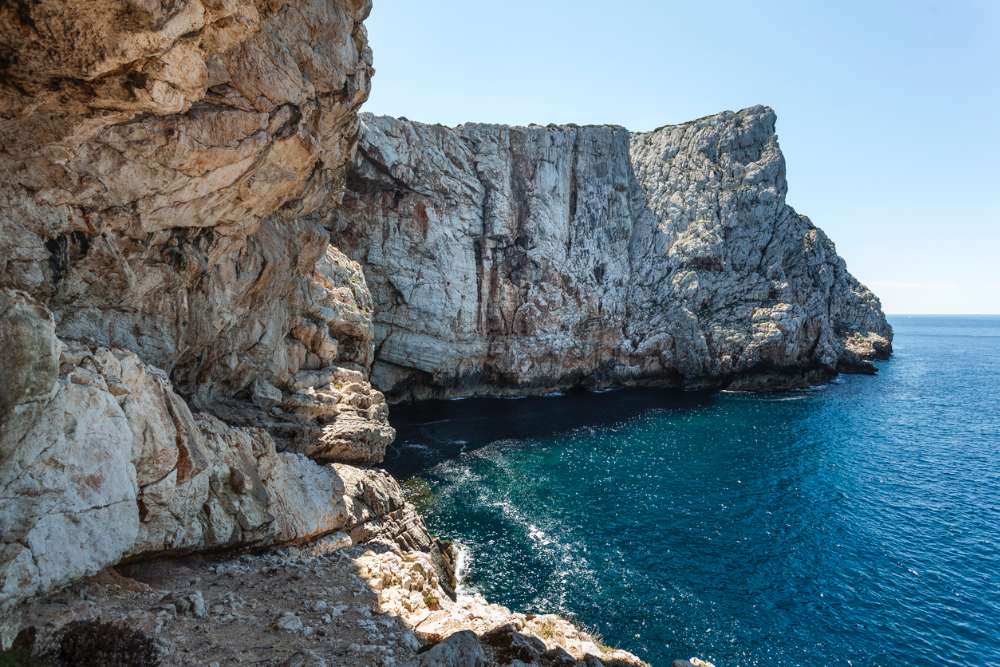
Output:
[388, 316, 1000, 666]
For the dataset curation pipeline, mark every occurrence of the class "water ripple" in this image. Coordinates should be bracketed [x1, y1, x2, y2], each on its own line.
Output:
[390, 316, 1000, 666]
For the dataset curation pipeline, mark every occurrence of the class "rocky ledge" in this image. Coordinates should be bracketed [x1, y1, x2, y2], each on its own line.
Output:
[7, 536, 648, 666]
[332, 111, 892, 401]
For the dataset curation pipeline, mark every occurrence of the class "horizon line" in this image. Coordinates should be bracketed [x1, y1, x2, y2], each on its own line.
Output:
[887, 313, 1000, 317]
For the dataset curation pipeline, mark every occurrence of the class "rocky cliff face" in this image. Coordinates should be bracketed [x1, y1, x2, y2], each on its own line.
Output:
[0, 3, 649, 662]
[0, 0, 392, 459]
[0, 0, 422, 633]
[333, 109, 892, 400]
[1, 1, 885, 664]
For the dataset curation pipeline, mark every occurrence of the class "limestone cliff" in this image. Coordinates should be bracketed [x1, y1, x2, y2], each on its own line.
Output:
[0, 2, 648, 664]
[0, 0, 392, 460]
[333, 110, 892, 400]
[0, 0, 412, 630]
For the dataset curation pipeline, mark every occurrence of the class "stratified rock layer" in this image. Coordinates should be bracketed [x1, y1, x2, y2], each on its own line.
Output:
[333, 109, 892, 400]
[0, 0, 407, 626]
[0, 0, 392, 456]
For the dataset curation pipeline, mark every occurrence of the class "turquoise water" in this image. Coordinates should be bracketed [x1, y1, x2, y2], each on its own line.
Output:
[388, 316, 1000, 666]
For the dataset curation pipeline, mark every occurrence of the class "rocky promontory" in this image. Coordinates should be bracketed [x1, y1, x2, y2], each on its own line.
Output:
[333, 111, 891, 401]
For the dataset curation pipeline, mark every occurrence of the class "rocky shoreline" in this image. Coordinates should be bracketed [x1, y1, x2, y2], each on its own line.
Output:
[1, 0, 886, 664]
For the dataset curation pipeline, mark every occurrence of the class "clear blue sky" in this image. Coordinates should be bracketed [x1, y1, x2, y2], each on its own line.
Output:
[364, 1, 999, 314]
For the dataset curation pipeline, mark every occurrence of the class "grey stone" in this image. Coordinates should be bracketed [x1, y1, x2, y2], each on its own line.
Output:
[418, 630, 487, 667]
[273, 611, 304, 633]
[282, 649, 328, 667]
[333, 110, 892, 400]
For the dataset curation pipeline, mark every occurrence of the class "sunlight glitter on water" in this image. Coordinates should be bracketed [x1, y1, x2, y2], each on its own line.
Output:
[389, 316, 1000, 667]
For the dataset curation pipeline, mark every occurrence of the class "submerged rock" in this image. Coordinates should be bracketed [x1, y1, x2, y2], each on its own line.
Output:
[333, 110, 892, 400]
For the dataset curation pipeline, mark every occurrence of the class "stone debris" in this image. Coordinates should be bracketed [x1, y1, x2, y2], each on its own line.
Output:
[282, 649, 329, 667]
[274, 611, 305, 634]
[6, 542, 648, 666]
[159, 591, 207, 619]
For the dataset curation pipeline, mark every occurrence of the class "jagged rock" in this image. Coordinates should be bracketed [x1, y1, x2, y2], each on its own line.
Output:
[481, 623, 548, 663]
[0, 291, 435, 627]
[356, 549, 644, 666]
[0, 0, 415, 638]
[543, 645, 580, 666]
[419, 630, 488, 667]
[0, 0, 389, 452]
[332, 109, 892, 400]
[0, 2, 885, 665]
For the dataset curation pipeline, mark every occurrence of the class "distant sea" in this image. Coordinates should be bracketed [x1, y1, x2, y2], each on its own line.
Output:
[388, 316, 1000, 666]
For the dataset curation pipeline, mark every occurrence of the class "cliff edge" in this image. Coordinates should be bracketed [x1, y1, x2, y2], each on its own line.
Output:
[1, 0, 887, 664]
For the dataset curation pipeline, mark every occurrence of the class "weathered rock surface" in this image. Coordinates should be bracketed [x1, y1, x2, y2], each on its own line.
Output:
[333, 109, 892, 400]
[1, 1, 888, 663]
[7, 539, 648, 666]
[356, 548, 645, 666]
[0, 287, 432, 627]
[0, 0, 391, 454]
[0, 0, 405, 632]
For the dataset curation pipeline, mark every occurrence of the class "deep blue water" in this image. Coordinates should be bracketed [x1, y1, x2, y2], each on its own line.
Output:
[388, 316, 1000, 666]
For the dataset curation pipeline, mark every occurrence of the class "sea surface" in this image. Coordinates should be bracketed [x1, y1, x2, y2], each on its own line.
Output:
[387, 316, 1000, 667]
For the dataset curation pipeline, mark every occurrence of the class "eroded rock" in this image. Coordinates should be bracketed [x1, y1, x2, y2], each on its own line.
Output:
[0, 0, 388, 452]
[333, 109, 892, 400]
[0, 292, 429, 630]
[356, 549, 644, 666]
[419, 630, 487, 667]
[0, 0, 407, 633]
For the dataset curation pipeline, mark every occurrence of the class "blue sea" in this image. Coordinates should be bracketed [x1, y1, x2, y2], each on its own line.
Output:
[387, 316, 1000, 666]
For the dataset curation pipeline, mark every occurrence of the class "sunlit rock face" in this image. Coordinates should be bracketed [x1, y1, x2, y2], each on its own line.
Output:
[333, 108, 892, 400]
[0, 289, 419, 609]
[0, 3, 887, 661]
[0, 0, 411, 623]
[0, 0, 390, 453]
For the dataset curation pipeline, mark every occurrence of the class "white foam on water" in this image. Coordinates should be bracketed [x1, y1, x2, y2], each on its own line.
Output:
[487, 495, 598, 614]
[452, 540, 475, 597]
